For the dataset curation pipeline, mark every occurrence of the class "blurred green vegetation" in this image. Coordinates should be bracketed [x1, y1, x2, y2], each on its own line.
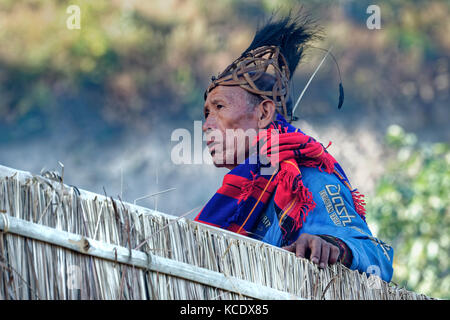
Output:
[0, 0, 449, 140]
[368, 125, 450, 298]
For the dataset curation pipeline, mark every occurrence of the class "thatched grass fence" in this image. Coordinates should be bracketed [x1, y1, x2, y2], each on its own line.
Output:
[0, 164, 432, 300]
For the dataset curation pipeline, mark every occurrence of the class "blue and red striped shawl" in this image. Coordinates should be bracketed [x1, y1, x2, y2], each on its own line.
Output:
[195, 114, 366, 241]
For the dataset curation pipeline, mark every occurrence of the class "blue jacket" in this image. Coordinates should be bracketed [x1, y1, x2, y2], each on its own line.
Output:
[250, 166, 394, 282]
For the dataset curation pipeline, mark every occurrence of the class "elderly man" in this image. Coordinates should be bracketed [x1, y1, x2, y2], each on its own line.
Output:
[194, 14, 394, 282]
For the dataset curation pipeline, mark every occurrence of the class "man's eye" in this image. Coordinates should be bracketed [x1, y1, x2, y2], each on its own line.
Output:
[216, 104, 224, 109]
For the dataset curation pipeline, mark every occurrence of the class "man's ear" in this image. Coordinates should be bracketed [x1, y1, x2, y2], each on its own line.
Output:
[256, 99, 276, 129]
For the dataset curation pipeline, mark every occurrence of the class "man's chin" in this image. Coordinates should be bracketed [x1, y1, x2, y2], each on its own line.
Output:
[210, 154, 237, 170]
[210, 149, 249, 169]
[212, 160, 236, 170]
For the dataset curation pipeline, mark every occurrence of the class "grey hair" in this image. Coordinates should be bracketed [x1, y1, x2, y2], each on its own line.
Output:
[244, 73, 293, 116]
[245, 91, 264, 109]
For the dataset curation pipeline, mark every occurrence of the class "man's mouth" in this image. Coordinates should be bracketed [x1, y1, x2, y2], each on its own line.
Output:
[207, 140, 218, 149]
[207, 140, 219, 155]
[208, 143, 217, 154]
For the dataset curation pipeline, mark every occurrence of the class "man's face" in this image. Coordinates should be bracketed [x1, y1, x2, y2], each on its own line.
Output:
[203, 86, 259, 169]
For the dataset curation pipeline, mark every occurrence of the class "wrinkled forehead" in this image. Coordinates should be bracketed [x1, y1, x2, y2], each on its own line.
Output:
[203, 86, 248, 107]
[204, 72, 277, 100]
[203, 73, 293, 114]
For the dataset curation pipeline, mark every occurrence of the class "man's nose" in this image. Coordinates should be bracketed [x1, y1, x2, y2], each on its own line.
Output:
[202, 115, 215, 132]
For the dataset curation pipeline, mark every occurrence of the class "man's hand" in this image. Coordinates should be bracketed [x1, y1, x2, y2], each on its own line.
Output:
[282, 233, 340, 269]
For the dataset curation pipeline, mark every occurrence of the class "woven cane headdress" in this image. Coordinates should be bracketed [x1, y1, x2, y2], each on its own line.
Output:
[205, 13, 319, 122]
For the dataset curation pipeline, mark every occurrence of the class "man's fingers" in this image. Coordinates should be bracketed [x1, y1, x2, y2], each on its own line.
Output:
[281, 243, 296, 253]
[319, 244, 330, 269]
[329, 245, 340, 265]
[295, 239, 307, 259]
[283, 234, 343, 267]
[282, 239, 307, 259]
[309, 238, 322, 265]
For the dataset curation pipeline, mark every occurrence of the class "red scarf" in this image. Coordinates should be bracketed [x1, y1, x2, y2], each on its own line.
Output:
[195, 114, 366, 239]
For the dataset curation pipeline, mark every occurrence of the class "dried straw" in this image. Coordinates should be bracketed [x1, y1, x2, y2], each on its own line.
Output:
[0, 165, 432, 300]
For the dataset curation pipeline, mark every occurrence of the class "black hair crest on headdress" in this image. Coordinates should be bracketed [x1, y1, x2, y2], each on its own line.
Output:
[204, 10, 323, 120]
[241, 9, 321, 78]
